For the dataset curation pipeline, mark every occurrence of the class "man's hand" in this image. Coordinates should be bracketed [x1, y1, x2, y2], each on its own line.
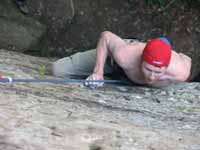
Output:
[84, 73, 104, 89]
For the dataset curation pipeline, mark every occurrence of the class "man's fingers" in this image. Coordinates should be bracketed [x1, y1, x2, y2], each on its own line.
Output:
[88, 76, 95, 85]
[84, 75, 104, 88]
[85, 76, 95, 86]
[84, 77, 91, 86]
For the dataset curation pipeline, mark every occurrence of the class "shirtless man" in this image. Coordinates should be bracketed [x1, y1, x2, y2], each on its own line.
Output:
[52, 31, 192, 88]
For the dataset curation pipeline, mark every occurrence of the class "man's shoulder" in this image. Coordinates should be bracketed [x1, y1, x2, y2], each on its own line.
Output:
[169, 51, 192, 81]
[125, 42, 146, 53]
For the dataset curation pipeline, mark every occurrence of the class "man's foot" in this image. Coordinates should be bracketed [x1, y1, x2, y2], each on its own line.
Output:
[15, 0, 29, 15]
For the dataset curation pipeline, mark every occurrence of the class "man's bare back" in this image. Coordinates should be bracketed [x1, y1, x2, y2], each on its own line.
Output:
[85, 31, 192, 87]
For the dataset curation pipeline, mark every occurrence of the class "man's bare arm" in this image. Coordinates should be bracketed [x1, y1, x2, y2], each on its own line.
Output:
[92, 32, 110, 75]
[169, 52, 192, 82]
[92, 31, 126, 75]
[177, 53, 192, 81]
[85, 31, 126, 87]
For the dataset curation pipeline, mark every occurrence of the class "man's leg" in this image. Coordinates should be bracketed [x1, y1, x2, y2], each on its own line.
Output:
[52, 49, 114, 78]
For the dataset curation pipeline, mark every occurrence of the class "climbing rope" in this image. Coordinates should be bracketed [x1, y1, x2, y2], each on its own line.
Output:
[0, 75, 129, 85]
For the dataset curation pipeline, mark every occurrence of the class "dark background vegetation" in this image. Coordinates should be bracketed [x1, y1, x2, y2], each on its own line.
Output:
[27, 0, 200, 57]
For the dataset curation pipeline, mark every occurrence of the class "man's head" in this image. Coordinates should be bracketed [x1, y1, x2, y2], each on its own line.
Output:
[141, 37, 172, 83]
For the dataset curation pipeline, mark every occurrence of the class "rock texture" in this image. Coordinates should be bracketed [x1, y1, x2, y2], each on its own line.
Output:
[0, 49, 200, 150]
[27, 0, 75, 30]
[0, 0, 46, 52]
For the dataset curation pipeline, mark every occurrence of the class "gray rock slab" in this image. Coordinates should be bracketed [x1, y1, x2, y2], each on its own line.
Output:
[0, 0, 46, 52]
[0, 50, 200, 150]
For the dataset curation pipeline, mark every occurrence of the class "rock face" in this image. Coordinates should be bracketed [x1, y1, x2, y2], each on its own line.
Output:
[27, 0, 75, 29]
[0, 49, 200, 150]
[0, 0, 46, 52]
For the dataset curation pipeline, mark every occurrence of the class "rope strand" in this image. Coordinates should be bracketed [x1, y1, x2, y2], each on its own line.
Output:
[0, 77, 129, 85]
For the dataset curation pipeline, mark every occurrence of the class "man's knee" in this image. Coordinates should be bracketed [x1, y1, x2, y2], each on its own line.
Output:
[52, 57, 73, 77]
[52, 60, 63, 77]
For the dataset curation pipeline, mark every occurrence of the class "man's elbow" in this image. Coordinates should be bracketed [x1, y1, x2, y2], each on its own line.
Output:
[100, 31, 112, 38]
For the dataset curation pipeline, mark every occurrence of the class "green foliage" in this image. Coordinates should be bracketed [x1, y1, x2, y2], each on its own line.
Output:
[38, 65, 46, 77]
[144, 0, 200, 8]
[145, 0, 167, 7]
[185, 0, 200, 7]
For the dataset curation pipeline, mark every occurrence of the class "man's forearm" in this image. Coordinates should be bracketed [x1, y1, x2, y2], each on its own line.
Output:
[93, 33, 110, 75]
[93, 50, 108, 75]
